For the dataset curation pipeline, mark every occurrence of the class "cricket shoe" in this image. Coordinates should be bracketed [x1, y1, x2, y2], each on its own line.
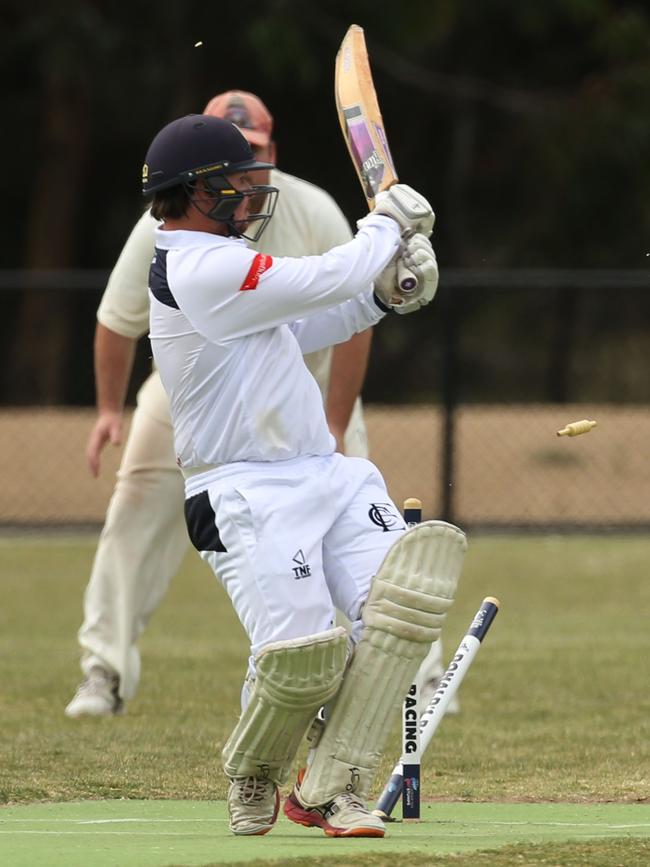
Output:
[227, 776, 279, 836]
[64, 667, 123, 718]
[284, 772, 385, 838]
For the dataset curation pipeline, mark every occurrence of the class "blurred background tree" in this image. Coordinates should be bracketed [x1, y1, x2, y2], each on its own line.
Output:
[3, 0, 650, 403]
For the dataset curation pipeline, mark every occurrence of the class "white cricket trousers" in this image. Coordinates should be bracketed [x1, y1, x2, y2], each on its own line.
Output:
[184, 454, 406, 669]
[77, 371, 371, 700]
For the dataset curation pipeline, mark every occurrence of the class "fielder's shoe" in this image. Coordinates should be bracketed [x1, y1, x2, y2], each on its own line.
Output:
[227, 776, 279, 836]
[284, 773, 385, 838]
[64, 667, 123, 718]
[420, 676, 460, 716]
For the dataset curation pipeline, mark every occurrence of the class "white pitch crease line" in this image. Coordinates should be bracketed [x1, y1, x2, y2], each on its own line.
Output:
[77, 818, 218, 824]
[0, 818, 219, 824]
[3, 818, 648, 829]
[432, 820, 650, 829]
[0, 830, 219, 836]
[2, 828, 648, 841]
[462, 821, 650, 829]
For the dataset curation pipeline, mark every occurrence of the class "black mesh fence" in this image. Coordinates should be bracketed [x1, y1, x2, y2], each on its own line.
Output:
[2, 269, 649, 528]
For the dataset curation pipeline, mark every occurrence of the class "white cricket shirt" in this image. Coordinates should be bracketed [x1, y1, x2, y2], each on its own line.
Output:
[149, 215, 399, 467]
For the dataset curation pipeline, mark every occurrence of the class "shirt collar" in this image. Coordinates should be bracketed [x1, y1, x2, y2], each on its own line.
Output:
[154, 228, 248, 250]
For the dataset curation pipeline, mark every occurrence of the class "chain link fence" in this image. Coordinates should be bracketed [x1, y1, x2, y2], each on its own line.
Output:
[2, 269, 649, 528]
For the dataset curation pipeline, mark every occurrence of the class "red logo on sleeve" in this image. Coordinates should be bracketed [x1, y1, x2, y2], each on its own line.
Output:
[240, 253, 273, 291]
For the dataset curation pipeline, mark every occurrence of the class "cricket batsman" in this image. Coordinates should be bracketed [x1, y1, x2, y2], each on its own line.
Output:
[142, 113, 466, 837]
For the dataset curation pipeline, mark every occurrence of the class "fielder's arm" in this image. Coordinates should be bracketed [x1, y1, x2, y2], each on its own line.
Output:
[326, 328, 372, 453]
[86, 323, 136, 477]
[88, 210, 157, 476]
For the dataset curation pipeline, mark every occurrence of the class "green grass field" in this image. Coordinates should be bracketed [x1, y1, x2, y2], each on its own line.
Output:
[1, 532, 649, 865]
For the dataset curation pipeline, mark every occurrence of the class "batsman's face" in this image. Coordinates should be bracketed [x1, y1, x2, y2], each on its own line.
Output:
[226, 170, 267, 224]
[190, 166, 278, 241]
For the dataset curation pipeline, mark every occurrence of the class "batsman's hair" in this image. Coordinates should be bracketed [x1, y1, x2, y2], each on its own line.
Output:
[150, 185, 191, 221]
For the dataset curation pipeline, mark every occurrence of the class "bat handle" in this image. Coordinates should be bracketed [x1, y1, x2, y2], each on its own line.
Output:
[397, 229, 418, 294]
[397, 260, 418, 293]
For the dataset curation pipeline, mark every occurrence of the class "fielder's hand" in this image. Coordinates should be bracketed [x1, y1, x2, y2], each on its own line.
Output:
[374, 233, 439, 314]
[86, 410, 124, 477]
[372, 184, 435, 237]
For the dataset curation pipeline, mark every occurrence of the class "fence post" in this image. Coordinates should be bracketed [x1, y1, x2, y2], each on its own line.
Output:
[440, 286, 459, 523]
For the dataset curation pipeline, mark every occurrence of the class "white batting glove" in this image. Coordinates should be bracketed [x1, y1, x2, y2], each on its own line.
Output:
[394, 233, 439, 314]
[374, 233, 439, 313]
[372, 184, 435, 237]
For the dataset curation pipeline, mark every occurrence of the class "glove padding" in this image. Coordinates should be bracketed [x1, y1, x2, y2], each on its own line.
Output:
[374, 233, 439, 314]
[372, 184, 435, 237]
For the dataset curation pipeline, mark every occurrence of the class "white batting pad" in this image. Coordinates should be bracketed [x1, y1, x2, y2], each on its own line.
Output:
[222, 627, 349, 785]
[298, 521, 466, 806]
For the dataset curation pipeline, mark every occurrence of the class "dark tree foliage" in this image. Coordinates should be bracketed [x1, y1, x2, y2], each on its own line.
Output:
[3, 0, 650, 403]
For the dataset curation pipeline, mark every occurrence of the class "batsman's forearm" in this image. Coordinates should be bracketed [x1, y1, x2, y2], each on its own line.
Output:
[326, 328, 372, 434]
[94, 323, 137, 413]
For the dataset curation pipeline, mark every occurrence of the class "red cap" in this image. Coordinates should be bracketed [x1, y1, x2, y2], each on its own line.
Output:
[203, 90, 273, 148]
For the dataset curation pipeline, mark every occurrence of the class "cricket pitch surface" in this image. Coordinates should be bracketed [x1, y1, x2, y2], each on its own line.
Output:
[1, 800, 648, 866]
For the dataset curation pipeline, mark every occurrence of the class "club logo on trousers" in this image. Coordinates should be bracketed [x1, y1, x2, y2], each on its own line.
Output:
[368, 503, 403, 531]
[292, 549, 312, 579]
[345, 766, 360, 792]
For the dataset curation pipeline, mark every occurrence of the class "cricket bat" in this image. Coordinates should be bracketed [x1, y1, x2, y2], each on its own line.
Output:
[335, 24, 419, 292]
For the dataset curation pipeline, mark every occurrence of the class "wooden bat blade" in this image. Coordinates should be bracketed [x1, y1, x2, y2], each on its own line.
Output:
[335, 24, 398, 206]
[335, 24, 420, 295]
